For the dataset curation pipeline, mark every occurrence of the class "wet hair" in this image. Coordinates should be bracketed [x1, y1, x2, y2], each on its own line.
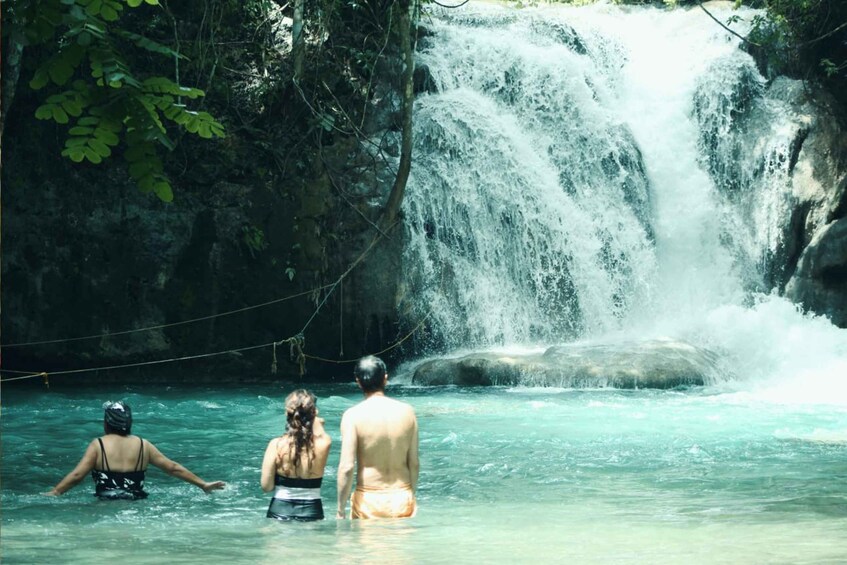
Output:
[279, 389, 317, 474]
[354, 355, 387, 393]
[103, 401, 132, 435]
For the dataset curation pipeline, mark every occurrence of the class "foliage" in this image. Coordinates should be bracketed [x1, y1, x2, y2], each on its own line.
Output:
[745, 0, 847, 103]
[242, 224, 268, 257]
[5, 0, 226, 201]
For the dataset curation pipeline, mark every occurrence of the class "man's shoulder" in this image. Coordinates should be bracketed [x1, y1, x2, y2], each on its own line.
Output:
[387, 395, 415, 410]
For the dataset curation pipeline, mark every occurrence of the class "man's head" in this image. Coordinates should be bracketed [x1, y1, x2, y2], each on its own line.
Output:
[354, 355, 388, 393]
[103, 401, 132, 435]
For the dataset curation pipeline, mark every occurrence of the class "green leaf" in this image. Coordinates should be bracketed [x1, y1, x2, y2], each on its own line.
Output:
[153, 181, 173, 202]
[65, 137, 90, 147]
[30, 70, 49, 90]
[101, 4, 119, 20]
[185, 117, 200, 133]
[35, 105, 54, 120]
[163, 104, 183, 120]
[88, 138, 112, 157]
[124, 145, 148, 162]
[78, 116, 100, 126]
[77, 31, 92, 46]
[144, 0, 159, 5]
[86, 0, 103, 16]
[69, 126, 95, 135]
[83, 146, 103, 164]
[138, 174, 155, 192]
[62, 148, 87, 163]
[52, 106, 70, 124]
[94, 129, 120, 145]
[62, 100, 84, 117]
[126, 0, 143, 6]
[98, 119, 123, 133]
[129, 161, 151, 178]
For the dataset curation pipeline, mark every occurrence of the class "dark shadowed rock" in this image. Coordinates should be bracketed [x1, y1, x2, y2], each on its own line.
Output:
[412, 339, 719, 388]
[786, 218, 847, 326]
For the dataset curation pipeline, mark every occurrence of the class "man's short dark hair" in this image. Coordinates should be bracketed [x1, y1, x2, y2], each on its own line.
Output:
[354, 355, 387, 393]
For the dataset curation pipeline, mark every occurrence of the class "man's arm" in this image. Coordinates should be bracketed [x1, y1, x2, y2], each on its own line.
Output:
[45, 440, 98, 495]
[407, 411, 419, 493]
[147, 442, 225, 493]
[336, 411, 357, 519]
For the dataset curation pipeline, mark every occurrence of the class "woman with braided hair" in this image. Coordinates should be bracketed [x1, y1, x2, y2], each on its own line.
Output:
[261, 389, 331, 521]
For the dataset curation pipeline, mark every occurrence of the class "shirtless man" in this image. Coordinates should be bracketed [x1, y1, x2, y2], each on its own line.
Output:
[336, 355, 419, 519]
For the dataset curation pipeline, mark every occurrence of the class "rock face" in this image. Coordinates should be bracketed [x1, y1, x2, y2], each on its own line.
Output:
[412, 339, 719, 388]
[786, 218, 847, 326]
[754, 81, 847, 320]
[695, 72, 847, 326]
[1, 81, 405, 383]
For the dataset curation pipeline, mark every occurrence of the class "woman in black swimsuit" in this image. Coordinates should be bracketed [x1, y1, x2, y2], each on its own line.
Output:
[46, 401, 225, 499]
[261, 390, 331, 520]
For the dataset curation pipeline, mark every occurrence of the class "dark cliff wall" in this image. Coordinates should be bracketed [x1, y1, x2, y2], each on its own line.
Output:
[1, 23, 408, 384]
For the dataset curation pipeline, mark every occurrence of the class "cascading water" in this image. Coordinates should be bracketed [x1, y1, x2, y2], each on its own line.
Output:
[401, 2, 847, 397]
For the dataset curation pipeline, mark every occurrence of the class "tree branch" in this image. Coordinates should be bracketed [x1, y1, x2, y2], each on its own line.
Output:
[698, 2, 760, 47]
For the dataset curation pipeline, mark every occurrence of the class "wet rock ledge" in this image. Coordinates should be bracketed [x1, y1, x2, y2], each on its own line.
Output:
[412, 339, 720, 389]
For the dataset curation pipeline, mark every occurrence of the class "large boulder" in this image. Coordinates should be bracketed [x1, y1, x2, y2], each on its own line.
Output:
[785, 218, 847, 326]
[412, 339, 719, 388]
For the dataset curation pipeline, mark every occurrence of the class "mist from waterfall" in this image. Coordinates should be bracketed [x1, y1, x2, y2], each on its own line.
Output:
[401, 2, 847, 399]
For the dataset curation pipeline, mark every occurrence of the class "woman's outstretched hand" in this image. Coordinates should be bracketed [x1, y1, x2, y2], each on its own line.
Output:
[202, 481, 226, 494]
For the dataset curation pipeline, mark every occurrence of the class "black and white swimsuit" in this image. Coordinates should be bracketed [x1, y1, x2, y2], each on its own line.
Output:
[267, 475, 324, 521]
[91, 437, 148, 500]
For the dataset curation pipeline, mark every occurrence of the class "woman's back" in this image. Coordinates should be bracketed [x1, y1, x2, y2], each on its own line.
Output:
[95, 434, 147, 472]
[261, 389, 331, 521]
[275, 423, 331, 479]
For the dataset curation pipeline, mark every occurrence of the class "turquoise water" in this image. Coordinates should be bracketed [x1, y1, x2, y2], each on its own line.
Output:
[3, 383, 847, 563]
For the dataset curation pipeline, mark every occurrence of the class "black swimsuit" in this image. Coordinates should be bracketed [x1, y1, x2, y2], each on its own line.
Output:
[267, 475, 324, 521]
[91, 437, 148, 500]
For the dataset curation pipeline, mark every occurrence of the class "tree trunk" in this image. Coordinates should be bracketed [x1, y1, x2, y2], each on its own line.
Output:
[1, 37, 24, 147]
[292, 0, 305, 81]
[380, 0, 414, 230]
[0, 37, 21, 365]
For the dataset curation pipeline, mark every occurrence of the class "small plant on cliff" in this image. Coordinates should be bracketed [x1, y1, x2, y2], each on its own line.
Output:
[4, 0, 226, 202]
[242, 225, 268, 258]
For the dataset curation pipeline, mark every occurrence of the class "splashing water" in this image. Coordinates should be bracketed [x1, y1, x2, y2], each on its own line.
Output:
[401, 2, 847, 402]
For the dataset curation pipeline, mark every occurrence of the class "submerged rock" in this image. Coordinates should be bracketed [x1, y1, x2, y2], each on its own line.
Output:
[412, 339, 719, 388]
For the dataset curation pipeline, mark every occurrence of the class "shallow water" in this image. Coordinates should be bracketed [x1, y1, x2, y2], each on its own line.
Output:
[3, 383, 847, 564]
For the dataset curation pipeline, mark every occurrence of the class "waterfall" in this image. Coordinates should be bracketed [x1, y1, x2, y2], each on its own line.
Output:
[401, 2, 847, 396]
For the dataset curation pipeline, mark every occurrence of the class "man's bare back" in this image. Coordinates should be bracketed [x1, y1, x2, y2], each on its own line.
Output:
[336, 356, 420, 519]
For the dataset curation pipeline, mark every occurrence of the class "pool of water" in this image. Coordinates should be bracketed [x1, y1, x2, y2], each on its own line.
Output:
[3, 383, 847, 563]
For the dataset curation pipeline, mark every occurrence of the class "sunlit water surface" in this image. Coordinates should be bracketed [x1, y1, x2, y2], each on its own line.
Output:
[3, 383, 847, 564]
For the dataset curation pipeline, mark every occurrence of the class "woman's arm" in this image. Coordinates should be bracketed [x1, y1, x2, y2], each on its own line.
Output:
[45, 440, 99, 495]
[260, 438, 281, 493]
[147, 442, 225, 493]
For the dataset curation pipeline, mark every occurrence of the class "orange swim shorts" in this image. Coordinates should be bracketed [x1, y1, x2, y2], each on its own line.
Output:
[351, 484, 417, 519]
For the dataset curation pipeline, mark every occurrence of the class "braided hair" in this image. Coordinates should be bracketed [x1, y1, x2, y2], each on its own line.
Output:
[278, 389, 317, 475]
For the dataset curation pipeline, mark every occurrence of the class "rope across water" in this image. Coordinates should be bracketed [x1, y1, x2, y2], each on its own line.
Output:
[0, 225, 432, 383]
